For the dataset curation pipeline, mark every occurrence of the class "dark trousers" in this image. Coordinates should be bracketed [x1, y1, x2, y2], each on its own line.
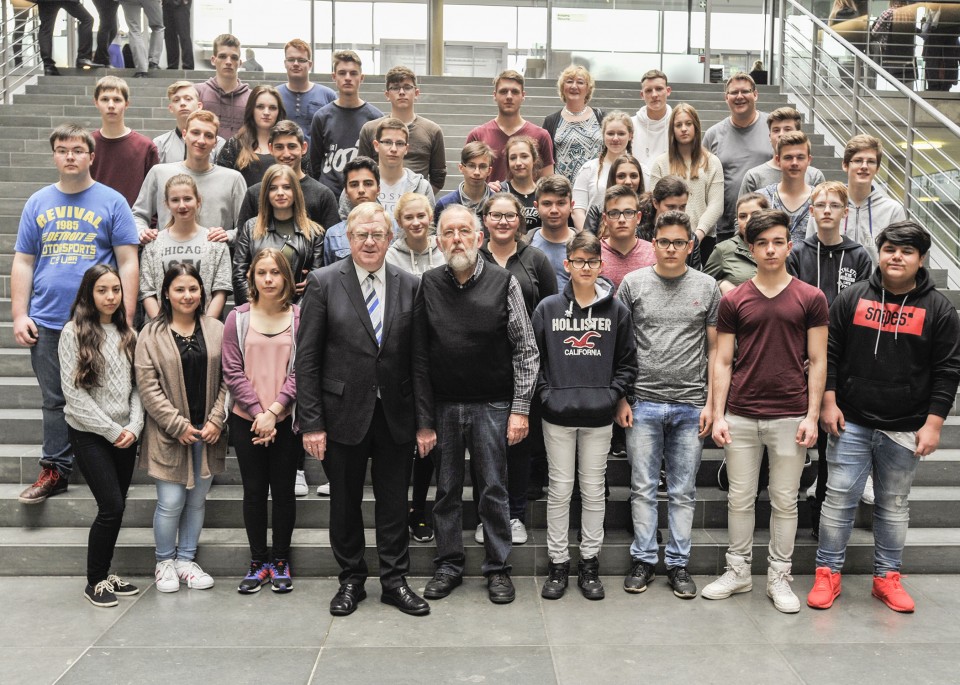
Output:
[38, 1, 94, 67]
[91, 0, 119, 65]
[410, 448, 435, 516]
[322, 401, 413, 589]
[69, 427, 136, 586]
[231, 414, 299, 561]
[162, 2, 192, 69]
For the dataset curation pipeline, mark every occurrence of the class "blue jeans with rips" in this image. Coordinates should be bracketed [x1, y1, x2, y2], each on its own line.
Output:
[627, 400, 703, 568]
[432, 400, 512, 577]
[816, 421, 921, 575]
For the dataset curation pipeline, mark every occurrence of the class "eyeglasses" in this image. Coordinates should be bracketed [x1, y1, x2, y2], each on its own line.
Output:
[605, 209, 638, 220]
[812, 202, 845, 211]
[440, 227, 475, 239]
[54, 147, 90, 157]
[487, 211, 519, 222]
[464, 163, 490, 172]
[350, 231, 389, 243]
[848, 157, 878, 167]
[285, 58, 310, 64]
[377, 139, 407, 148]
[654, 238, 690, 250]
[568, 258, 601, 270]
[387, 84, 416, 93]
[726, 88, 755, 97]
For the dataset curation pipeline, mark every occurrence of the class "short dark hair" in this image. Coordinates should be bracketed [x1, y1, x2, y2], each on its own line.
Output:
[343, 155, 380, 185]
[876, 220, 931, 257]
[535, 174, 573, 201]
[269, 120, 305, 144]
[736, 192, 770, 212]
[566, 231, 601, 258]
[654, 210, 692, 239]
[603, 183, 639, 210]
[745, 209, 791, 244]
[652, 175, 689, 203]
[50, 123, 95, 154]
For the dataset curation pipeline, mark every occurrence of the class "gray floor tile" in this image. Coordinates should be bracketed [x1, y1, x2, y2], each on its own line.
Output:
[778, 642, 959, 684]
[540, 575, 768, 646]
[552, 644, 803, 685]
[311, 646, 557, 685]
[323, 576, 549, 648]
[0, 648, 77, 685]
[94, 580, 337, 648]
[57, 647, 319, 685]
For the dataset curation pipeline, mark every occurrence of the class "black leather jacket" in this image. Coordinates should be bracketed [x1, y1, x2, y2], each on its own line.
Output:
[233, 217, 324, 304]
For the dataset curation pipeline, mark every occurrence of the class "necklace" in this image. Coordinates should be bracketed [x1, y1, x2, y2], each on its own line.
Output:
[563, 106, 588, 117]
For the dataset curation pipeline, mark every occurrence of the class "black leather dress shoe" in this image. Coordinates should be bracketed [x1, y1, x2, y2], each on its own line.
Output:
[77, 58, 106, 69]
[423, 571, 462, 599]
[381, 584, 430, 616]
[329, 583, 367, 616]
[44, 65, 61, 76]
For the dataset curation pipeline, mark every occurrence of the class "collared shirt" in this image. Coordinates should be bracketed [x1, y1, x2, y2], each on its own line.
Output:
[353, 259, 387, 322]
[444, 258, 539, 415]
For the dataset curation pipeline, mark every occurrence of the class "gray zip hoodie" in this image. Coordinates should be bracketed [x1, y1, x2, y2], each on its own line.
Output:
[385, 235, 446, 277]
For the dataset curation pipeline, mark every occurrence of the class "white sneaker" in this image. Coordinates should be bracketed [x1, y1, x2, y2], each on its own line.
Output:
[861, 474, 875, 505]
[294, 470, 308, 497]
[702, 553, 753, 600]
[806, 478, 818, 499]
[510, 518, 528, 545]
[155, 559, 180, 593]
[766, 562, 800, 613]
[316, 482, 330, 496]
[175, 559, 215, 590]
[474, 523, 484, 544]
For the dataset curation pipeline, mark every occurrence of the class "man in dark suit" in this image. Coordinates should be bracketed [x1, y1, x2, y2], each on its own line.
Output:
[297, 202, 436, 617]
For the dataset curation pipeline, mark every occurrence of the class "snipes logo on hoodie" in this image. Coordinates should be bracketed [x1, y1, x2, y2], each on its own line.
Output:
[853, 299, 925, 336]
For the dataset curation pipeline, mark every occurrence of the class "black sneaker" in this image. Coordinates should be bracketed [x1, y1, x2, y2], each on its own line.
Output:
[84, 580, 118, 607]
[667, 566, 698, 599]
[623, 559, 656, 593]
[408, 511, 435, 543]
[487, 571, 516, 604]
[541, 561, 569, 600]
[106, 574, 139, 596]
[238, 560, 271, 594]
[577, 557, 605, 600]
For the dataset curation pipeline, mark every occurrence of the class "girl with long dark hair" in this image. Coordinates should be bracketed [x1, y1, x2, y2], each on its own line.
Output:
[215, 85, 287, 186]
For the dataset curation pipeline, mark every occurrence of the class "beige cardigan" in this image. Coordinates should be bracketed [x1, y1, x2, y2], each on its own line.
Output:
[135, 316, 228, 488]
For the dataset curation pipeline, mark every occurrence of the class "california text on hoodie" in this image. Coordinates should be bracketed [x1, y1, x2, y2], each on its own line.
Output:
[632, 104, 672, 179]
[532, 279, 638, 427]
[827, 266, 960, 431]
[786, 234, 873, 306]
[194, 77, 250, 140]
[804, 185, 907, 265]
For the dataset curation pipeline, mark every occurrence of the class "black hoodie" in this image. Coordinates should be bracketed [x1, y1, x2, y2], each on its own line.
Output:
[827, 266, 960, 431]
[787, 234, 873, 306]
[532, 280, 638, 427]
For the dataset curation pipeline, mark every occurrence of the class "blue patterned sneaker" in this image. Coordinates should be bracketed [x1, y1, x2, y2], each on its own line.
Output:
[271, 559, 293, 593]
[238, 560, 272, 594]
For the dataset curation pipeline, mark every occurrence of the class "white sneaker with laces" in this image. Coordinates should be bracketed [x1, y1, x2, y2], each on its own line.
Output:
[294, 470, 308, 497]
[474, 523, 484, 544]
[510, 518, 528, 544]
[155, 559, 180, 593]
[861, 474, 876, 505]
[806, 478, 818, 499]
[175, 559, 215, 589]
[316, 482, 331, 496]
[702, 552, 752, 600]
[766, 561, 801, 613]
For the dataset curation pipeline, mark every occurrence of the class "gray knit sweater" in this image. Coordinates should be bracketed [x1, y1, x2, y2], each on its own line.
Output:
[59, 322, 144, 443]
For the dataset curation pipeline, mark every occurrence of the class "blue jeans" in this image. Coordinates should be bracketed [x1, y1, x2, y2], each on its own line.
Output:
[627, 401, 703, 568]
[816, 421, 920, 575]
[32, 326, 73, 477]
[154, 429, 214, 563]
[433, 400, 512, 577]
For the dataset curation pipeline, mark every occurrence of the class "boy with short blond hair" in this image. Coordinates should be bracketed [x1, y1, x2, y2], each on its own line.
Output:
[739, 107, 825, 196]
[153, 81, 226, 164]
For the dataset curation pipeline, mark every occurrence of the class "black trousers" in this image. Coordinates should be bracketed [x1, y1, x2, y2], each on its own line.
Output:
[231, 414, 300, 562]
[162, 2, 193, 69]
[38, 1, 94, 67]
[322, 400, 413, 590]
[91, 0, 118, 66]
[69, 427, 136, 586]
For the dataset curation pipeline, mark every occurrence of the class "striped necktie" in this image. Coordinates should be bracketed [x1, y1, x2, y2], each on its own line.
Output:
[363, 273, 382, 345]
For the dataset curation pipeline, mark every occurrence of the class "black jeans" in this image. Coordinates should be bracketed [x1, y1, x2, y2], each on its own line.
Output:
[91, 0, 118, 65]
[38, 1, 94, 67]
[410, 448, 435, 517]
[162, 2, 193, 69]
[69, 427, 137, 586]
[231, 414, 299, 561]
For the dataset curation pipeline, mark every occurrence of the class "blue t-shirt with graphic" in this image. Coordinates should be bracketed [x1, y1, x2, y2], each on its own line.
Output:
[15, 182, 139, 329]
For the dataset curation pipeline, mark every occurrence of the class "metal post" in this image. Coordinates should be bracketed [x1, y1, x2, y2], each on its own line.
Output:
[808, 18, 817, 130]
[904, 98, 915, 214]
[331, 0, 336, 52]
[703, 0, 712, 84]
[310, 0, 315, 75]
[777, 0, 786, 87]
[67, 17, 76, 68]
[545, 0, 553, 78]
[851, 55, 860, 135]
[2, 1, 9, 104]
[428, 0, 444, 76]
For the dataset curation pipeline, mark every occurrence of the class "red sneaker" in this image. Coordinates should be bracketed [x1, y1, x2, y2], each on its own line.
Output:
[872, 571, 915, 613]
[807, 566, 841, 609]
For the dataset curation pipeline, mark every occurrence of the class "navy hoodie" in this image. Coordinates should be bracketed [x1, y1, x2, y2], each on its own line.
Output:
[787, 235, 873, 306]
[532, 279, 638, 427]
[827, 266, 960, 431]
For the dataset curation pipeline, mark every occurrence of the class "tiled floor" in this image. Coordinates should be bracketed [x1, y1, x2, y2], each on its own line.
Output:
[6, 574, 958, 684]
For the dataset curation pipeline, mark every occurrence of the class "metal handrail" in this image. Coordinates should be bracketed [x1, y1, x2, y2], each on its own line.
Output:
[1, 5, 42, 105]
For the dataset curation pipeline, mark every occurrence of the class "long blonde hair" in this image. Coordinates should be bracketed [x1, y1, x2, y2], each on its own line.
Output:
[254, 164, 320, 241]
[667, 103, 709, 181]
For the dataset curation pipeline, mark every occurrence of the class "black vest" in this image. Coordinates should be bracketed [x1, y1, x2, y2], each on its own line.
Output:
[421, 262, 514, 403]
